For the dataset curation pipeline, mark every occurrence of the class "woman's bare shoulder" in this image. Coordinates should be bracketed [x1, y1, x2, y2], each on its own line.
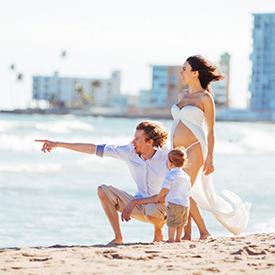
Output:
[200, 91, 215, 112]
[201, 90, 214, 101]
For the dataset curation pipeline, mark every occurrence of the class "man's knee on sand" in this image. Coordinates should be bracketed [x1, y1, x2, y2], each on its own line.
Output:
[145, 215, 165, 228]
[97, 186, 107, 201]
[144, 203, 166, 223]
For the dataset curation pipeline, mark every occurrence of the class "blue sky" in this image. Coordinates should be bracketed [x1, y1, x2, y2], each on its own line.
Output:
[0, 0, 274, 109]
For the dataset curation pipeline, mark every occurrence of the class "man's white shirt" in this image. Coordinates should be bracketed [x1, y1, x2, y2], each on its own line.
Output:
[96, 143, 169, 198]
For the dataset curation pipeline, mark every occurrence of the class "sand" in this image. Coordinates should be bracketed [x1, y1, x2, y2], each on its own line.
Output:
[0, 233, 274, 275]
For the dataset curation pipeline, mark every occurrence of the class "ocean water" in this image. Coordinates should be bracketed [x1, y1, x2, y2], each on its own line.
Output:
[0, 113, 274, 248]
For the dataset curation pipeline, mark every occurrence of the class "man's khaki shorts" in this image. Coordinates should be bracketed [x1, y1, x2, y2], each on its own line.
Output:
[100, 184, 166, 224]
[166, 202, 189, 227]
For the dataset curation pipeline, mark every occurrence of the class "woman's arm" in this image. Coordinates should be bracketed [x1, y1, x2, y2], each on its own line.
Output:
[202, 94, 215, 175]
[35, 140, 96, 154]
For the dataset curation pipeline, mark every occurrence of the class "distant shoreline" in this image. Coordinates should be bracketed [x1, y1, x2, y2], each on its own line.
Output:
[0, 233, 274, 275]
[1, 108, 274, 122]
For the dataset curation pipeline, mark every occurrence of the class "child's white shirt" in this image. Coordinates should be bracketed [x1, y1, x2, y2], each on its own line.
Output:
[162, 167, 192, 207]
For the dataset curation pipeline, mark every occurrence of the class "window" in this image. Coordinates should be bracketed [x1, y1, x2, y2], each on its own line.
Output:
[170, 76, 176, 83]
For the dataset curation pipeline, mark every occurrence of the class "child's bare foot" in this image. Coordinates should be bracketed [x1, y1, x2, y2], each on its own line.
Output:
[167, 239, 174, 243]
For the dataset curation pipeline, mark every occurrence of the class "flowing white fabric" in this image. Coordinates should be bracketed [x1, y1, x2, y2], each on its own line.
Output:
[171, 104, 251, 236]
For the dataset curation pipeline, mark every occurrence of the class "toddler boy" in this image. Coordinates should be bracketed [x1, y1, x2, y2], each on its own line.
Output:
[157, 146, 191, 242]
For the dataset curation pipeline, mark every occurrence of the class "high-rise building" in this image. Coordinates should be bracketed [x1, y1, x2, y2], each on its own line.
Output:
[141, 61, 228, 110]
[212, 53, 230, 107]
[250, 13, 275, 118]
[32, 71, 121, 107]
[151, 65, 186, 108]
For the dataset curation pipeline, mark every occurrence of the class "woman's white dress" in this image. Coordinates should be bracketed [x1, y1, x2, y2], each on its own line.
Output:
[171, 104, 251, 236]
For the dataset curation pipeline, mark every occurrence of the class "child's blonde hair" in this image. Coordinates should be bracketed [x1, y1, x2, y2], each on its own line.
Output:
[168, 146, 188, 168]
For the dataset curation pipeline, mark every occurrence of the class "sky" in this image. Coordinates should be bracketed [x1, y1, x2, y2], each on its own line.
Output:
[0, 0, 274, 110]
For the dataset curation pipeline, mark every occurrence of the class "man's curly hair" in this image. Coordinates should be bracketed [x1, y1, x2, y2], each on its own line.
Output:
[136, 121, 168, 148]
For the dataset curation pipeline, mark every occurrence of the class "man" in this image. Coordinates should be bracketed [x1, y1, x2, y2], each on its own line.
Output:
[35, 120, 169, 244]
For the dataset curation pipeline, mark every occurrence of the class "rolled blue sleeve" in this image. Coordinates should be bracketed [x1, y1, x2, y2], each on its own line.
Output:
[96, 143, 131, 160]
[95, 144, 106, 158]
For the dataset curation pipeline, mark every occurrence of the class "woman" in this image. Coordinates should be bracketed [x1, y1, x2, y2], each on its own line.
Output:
[171, 55, 250, 240]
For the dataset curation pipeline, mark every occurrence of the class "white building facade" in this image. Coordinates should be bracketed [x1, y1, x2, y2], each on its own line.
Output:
[250, 13, 275, 119]
[32, 71, 121, 106]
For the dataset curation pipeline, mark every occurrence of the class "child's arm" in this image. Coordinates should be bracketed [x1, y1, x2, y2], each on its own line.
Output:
[156, 188, 169, 203]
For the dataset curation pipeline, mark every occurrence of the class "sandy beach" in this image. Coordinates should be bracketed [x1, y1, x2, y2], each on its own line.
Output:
[0, 233, 274, 275]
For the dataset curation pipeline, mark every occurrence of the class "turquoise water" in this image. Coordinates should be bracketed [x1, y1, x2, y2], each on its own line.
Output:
[0, 113, 274, 247]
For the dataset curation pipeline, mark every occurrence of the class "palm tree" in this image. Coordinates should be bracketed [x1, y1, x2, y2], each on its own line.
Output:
[49, 94, 56, 109]
[75, 84, 93, 108]
[17, 73, 23, 81]
[9, 64, 25, 109]
[61, 50, 66, 58]
[16, 73, 24, 108]
[8, 64, 16, 108]
[91, 80, 101, 104]
[58, 50, 67, 75]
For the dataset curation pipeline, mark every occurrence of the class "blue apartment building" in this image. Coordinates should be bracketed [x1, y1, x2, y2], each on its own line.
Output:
[250, 13, 275, 120]
[139, 65, 186, 110]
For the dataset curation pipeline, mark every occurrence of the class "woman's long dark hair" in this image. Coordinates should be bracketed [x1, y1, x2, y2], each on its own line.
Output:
[186, 55, 225, 96]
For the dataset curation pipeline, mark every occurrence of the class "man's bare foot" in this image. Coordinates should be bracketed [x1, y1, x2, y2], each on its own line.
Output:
[153, 228, 164, 242]
[175, 239, 181, 243]
[107, 238, 123, 245]
[181, 235, 191, 241]
[200, 233, 213, 240]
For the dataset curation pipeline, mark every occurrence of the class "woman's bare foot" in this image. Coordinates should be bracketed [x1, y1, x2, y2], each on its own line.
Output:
[181, 234, 191, 241]
[200, 233, 213, 240]
[107, 238, 123, 245]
